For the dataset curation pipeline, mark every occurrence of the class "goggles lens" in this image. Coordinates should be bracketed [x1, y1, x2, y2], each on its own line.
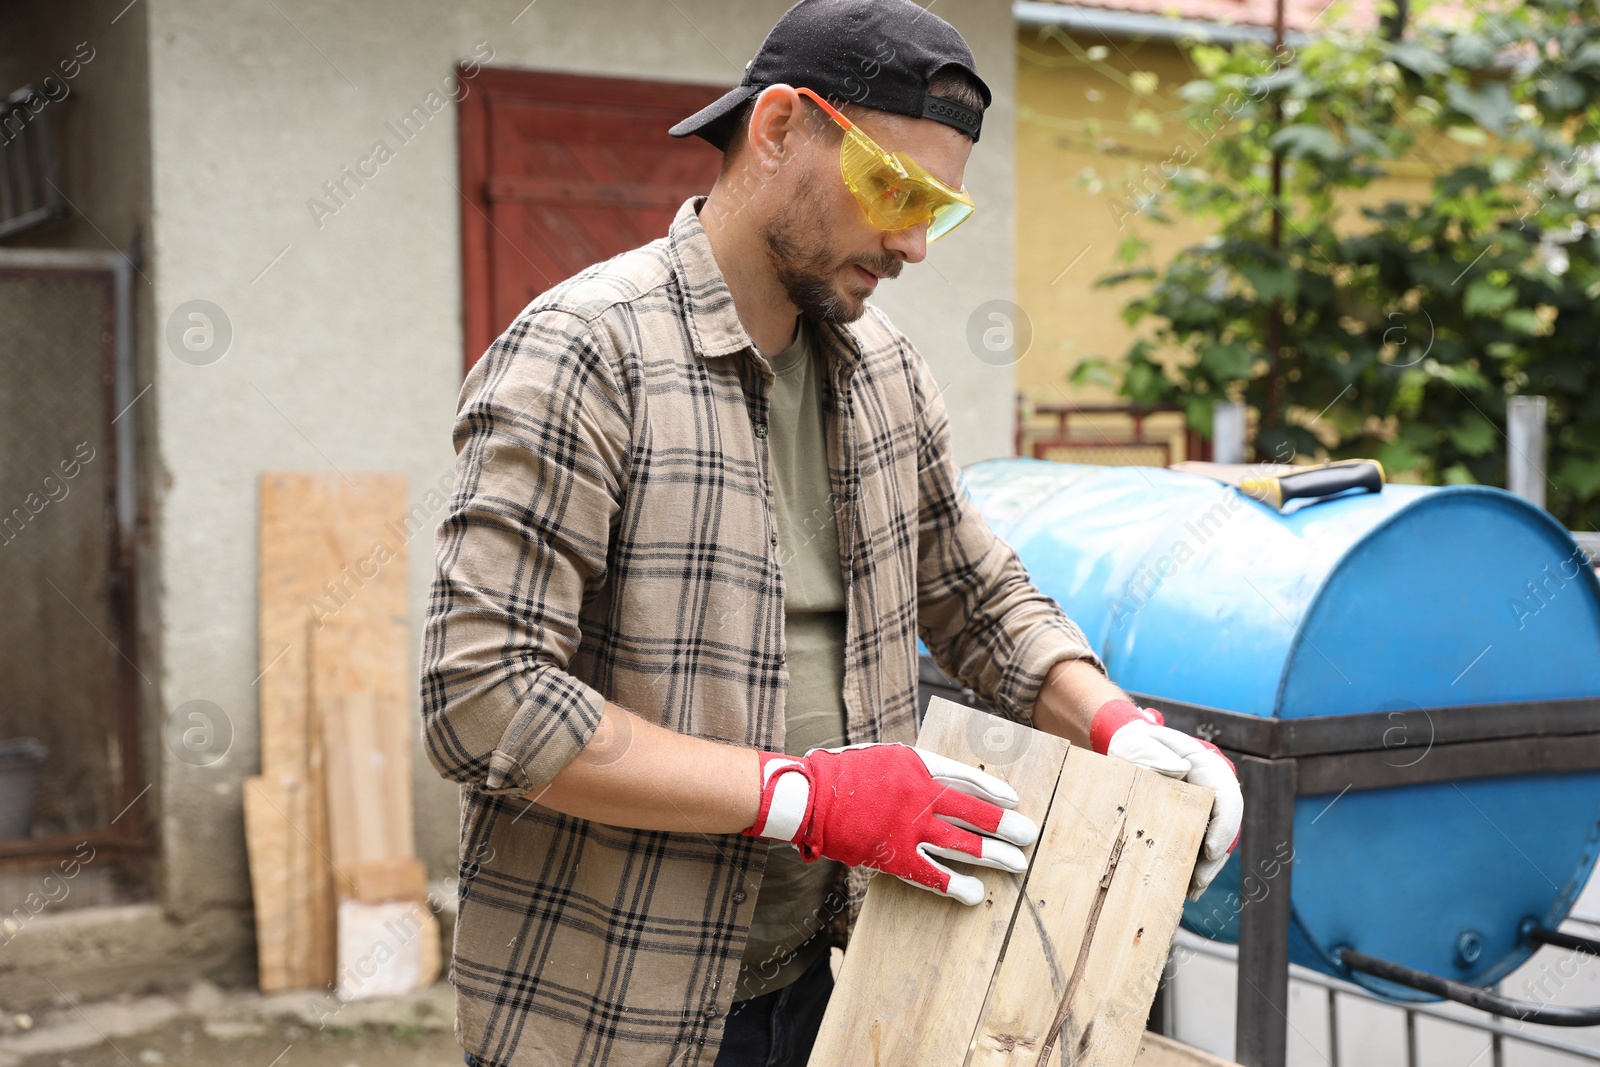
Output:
[800, 88, 976, 242]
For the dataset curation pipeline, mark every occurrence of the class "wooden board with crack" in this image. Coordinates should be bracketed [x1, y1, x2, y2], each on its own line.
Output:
[809, 697, 1220, 1067]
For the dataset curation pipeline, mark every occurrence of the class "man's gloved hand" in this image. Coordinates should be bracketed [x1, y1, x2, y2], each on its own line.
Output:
[742, 742, 1038, 905]
[1091, 699, 1244, 901]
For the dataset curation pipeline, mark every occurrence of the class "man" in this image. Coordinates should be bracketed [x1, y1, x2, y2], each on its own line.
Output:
[422, 2, 1243, 1065]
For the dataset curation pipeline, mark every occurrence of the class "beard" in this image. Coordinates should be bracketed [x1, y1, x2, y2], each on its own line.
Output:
[759, 169, 901, 325]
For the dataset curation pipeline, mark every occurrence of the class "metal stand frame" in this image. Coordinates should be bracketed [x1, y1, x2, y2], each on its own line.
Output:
[1135, 692, 1600, 1067]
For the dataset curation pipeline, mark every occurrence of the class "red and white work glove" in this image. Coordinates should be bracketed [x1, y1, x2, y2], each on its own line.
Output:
[1091, 699, 1244, 901]
[742, 742, 1038, 906]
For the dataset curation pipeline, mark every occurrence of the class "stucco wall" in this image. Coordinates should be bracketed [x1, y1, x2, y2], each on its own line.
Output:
[144, 0, 1018, 930]
[1015, 27, 1209, 405]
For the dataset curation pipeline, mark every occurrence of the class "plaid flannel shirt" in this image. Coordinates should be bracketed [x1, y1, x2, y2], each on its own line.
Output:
[421, 196, 1103, 1067]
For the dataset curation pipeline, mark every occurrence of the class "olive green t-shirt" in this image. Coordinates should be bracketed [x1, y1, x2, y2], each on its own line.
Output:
[734, 316, 849, 1001]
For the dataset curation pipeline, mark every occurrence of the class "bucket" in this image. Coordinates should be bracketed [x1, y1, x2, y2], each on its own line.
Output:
[0, 739, 49, 838]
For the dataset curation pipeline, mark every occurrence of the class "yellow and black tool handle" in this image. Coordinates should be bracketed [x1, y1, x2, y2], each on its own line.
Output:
[1238, 459, 1386, 511]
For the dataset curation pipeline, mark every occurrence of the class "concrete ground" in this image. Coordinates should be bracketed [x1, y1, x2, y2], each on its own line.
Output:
[0, 980, 466, 1067]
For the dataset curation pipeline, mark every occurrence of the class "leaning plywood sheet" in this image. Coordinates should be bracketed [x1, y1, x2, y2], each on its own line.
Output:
[259, 473, 408, 778]
[250, 472, 408, 992]
[810, 697, 1211, 1067]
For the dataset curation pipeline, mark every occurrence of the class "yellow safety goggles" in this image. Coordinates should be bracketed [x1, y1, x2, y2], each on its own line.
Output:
[796, 87, 975, 242]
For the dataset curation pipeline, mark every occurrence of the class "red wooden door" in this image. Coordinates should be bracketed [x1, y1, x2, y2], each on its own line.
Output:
[457, 67, 728, 372]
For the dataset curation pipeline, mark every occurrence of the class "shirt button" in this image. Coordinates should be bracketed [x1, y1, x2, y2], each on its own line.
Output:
[703, 1005, 718, 1018]
[777, 650, 787, 665]
[770, 533, 779, 547]
[733, 889, 747, 903]
[754, 421, 769, 438]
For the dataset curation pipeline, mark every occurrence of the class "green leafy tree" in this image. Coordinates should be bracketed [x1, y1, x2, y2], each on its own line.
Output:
[1083, 0, 1600, 527]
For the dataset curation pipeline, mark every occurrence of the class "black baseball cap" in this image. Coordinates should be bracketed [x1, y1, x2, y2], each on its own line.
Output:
[668, 0, 992, 151]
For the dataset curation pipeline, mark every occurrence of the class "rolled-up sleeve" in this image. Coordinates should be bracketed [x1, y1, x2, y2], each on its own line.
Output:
[421, 310, 631, 796]
[910, 353, 1104, 724]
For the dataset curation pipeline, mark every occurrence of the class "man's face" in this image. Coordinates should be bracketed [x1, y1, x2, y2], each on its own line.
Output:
[755, 96, 974, 325]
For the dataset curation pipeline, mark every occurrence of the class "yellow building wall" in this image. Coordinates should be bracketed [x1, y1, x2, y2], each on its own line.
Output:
[1015, 24, 1440, 433]
[1016, 26, 1207, 411]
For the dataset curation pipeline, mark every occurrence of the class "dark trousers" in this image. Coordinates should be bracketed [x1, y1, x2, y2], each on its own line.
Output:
[714, 949, 835, 1066]
[464, 950, 834, 1067]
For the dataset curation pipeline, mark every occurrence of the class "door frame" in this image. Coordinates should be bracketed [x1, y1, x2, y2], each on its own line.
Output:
[0, 247, 146, 870]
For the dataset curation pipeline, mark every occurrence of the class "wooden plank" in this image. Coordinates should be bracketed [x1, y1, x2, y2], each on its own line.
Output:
[242, 775, 293, 992]
[296, 622, 336, 994]
[345, 858, 429, 904]
[807, 700, 1071, 1067]
[970, 748, 1211, 1066]
[1134, 1033, 1243, 1067]
[253, 472, 408, 992]
[809, 697, 1212, 1067]
[315, 610, 414, 879]
[245, 763, 332, 993]
[968, 752, 1140, 1067]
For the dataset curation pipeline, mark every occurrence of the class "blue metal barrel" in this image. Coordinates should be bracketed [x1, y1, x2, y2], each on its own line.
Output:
[957, 458, 1600, 998]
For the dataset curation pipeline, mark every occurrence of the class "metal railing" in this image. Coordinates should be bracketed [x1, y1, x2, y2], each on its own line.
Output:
[1170, 911, 1600, 1065]
[1012, 396, 1207, 466]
